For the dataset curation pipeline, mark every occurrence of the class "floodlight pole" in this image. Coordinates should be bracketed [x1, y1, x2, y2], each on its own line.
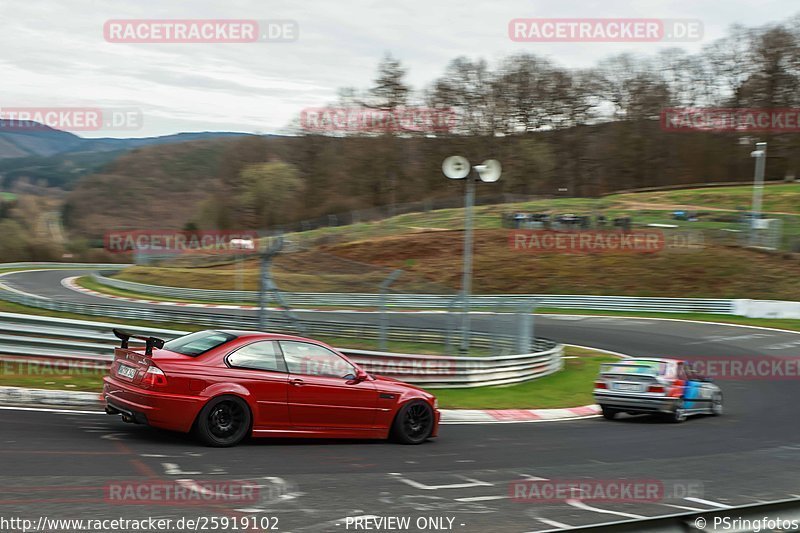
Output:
[460, 173, 476, 353]
[443, 156, 500, 354]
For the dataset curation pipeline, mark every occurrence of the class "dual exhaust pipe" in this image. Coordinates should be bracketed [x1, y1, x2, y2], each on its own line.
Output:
[105, 404, 136, 424]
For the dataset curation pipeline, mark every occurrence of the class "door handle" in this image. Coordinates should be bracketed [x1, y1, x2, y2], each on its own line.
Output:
[290, 378, 305, 387]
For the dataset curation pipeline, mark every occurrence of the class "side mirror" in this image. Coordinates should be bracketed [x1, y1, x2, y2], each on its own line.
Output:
[346, 369, 369, 384]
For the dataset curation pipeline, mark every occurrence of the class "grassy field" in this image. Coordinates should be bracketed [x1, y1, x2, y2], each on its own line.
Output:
[283, 182, 800, 245]
[430, 346, 617, 409]
[107, 181, 800, 298]
[0, 345, 616, 410]
[619, 183, 800, 214]
[0, 359, 105, 392]
[0, 192, 17, 201]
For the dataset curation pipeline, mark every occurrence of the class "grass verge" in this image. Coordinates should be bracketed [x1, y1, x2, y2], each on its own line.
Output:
[0, 360, 105, 392]
[534, 308, 800, 333]
[429, 346, 617, 409]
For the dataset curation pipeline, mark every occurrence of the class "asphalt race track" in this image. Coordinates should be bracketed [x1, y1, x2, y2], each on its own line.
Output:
[2, 269, 800, 531]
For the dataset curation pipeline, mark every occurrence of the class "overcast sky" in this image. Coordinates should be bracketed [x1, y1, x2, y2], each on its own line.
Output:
[1, 0, 796, 138]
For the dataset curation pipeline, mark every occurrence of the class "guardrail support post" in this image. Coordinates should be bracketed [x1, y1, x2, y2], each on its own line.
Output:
[516, 300, 538, 354]
[445, 293, 464, 355]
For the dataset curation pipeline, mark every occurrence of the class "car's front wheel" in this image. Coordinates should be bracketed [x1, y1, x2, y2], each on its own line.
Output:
[391, 401, 434, 444]
[194, 395, 251, 447]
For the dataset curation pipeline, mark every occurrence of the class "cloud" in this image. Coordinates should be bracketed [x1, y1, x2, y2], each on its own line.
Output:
[0, 0, 795, 137]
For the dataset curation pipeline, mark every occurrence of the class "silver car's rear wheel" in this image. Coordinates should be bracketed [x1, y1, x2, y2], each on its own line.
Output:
[670, 400, 687, 423]
[601, 406, 618, 420]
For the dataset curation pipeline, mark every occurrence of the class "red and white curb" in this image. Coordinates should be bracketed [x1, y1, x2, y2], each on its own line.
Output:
[443, 405, 600, 424]
[62, 277, 260, 310]
[62, 277, 461, 314]
[0, 385, 600, 423]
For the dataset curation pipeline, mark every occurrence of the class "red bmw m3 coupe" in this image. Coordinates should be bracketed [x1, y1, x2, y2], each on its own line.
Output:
[103, 329, 440, 446]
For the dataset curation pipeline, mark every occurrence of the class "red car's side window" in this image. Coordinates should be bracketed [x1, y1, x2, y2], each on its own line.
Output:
[279, 341, 355, 378]
[227, 341, 286, 373]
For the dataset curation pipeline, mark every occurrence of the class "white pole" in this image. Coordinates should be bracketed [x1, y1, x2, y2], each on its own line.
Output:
[750, 142, 767, 227]
[460, 175, 475, 353]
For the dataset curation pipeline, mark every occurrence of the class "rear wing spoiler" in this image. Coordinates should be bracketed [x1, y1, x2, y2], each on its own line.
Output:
[112, 328, 166, 356]
[600, 362, 659, 376]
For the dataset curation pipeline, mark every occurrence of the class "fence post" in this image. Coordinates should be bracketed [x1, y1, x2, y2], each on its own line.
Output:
[379, 270, 403, 351]
[445, 293, 464, 355]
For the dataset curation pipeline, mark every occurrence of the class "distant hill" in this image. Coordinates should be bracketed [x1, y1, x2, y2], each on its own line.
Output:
[63, 138, 237, 237]
[0, 150, 125, 191]
[0, 122, 86, 158]
[0, 121, 254, 189]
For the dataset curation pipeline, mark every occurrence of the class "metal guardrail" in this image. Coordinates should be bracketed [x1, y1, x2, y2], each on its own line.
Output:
[93, 272, 735, 313]
[0, 287, 517, 351]
[0, 312, 562, 388]
[0, 262, 129, 270]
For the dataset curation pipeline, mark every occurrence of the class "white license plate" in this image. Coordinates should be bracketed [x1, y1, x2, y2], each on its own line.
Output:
[118, 364, 137, 379]
[614, 382, 642, 392]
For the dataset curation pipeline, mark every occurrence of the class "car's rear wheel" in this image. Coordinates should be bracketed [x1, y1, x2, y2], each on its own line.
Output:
[711, 392, 723, 416]
[194, 395, 251, 447]
[669, 400, 687, 423]
[601, 406, 618, 420]
[391, 401, 434, 444]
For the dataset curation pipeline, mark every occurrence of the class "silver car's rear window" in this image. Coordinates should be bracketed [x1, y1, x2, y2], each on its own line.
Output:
[604, 360, 667, 375]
